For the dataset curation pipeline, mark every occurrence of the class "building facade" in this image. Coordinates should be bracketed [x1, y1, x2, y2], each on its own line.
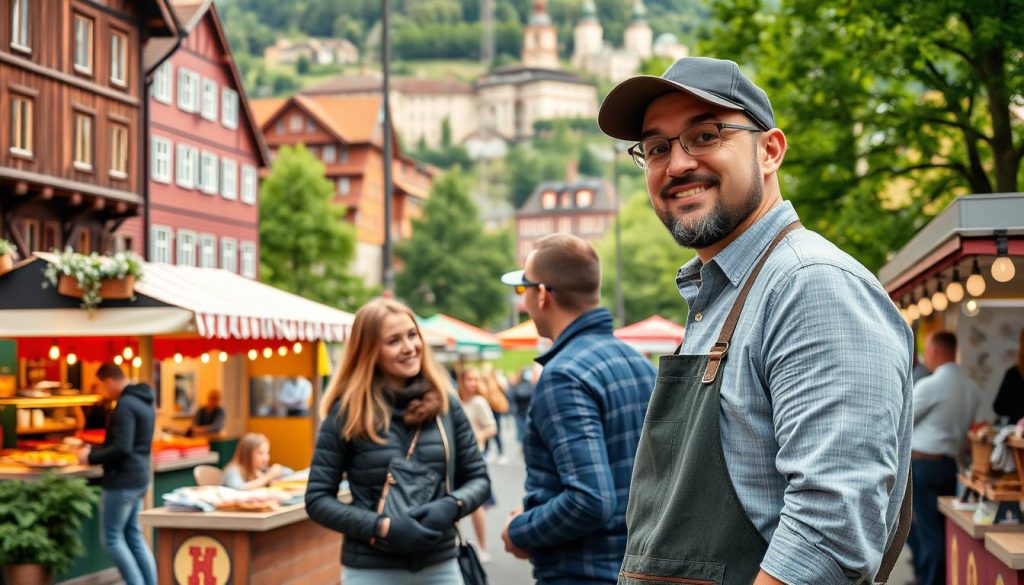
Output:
[571, 0, 665, 82]
[0, 0, 176, 258]
[119, 0, 269, 280]
[515, 176, 616, 265]
[252, 95, 435, 286]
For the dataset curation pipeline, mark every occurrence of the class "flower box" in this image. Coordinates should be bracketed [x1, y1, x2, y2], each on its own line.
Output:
[57, 274, 135, 300]
[0, 253, 12, 276]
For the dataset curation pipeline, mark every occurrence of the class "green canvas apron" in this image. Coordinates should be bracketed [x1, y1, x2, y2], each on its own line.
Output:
[618, 221, 910, 585]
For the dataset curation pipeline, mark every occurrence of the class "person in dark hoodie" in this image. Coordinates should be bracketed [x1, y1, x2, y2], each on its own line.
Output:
[306, 298, 491, 584]
[76, 363, 156, 585]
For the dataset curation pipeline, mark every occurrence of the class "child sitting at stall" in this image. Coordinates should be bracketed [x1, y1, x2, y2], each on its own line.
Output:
[222, 433, 293, 490]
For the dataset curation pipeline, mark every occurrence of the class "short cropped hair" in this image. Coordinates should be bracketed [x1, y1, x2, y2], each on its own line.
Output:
[96, 363, 126, 381]
[530, 234, 601, 312]
[929, 331, 958, 356]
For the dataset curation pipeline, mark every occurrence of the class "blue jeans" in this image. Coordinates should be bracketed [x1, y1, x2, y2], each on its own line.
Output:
[907, 457, 957, 585]
[101, 486, 157, 585]
[342, 558, 463, 584]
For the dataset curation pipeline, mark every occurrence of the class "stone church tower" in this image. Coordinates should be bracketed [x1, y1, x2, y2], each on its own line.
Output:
[571, 0, 603, 69]
[623, 0, 653, 60]
[522, 0, 560, 69]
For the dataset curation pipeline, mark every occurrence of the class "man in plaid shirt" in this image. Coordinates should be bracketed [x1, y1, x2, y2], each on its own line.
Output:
[500, 234, 656, 584]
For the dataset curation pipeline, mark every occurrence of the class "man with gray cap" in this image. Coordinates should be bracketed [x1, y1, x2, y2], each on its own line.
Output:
[598, 57, 914, 585]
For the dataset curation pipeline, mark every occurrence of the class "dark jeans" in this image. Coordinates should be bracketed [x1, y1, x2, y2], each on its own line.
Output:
[486, 413, 504, 455]
[907, 457, 957, 585]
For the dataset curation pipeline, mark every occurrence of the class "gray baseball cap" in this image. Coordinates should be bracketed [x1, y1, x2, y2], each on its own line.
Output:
[598, 57, 775, 141]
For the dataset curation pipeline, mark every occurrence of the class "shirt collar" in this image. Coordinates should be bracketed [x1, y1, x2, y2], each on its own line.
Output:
[676, 201, 799, 289]
[535, 307, 613, 366]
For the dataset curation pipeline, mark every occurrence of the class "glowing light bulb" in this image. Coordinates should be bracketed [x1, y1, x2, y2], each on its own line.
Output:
[123, 346, 134, 359]
[200, 353, 210, 364]
[263, 347, 273, 358]
[945, 280, 964, 303]
[277, 346, 288, 356]
[248, 349, 258, 361]
[173, 353, 183, 364]
[66, 353, 77, 366]
[293, 342, 303, 354]
[131, 356, 142, 368]
[218, 351, 228, 363]
[113, 355, 124, 365]
[966, 273, 986, 297]
[907, 304, 920, 321]
[963, 298, 981, 317]
[918, 296, 933, 317]
[992, 256, 1016, 283]
[931, 289, 948, 312]
[48, 344, 60, 360]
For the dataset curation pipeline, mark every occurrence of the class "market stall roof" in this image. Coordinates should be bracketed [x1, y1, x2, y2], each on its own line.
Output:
[614, 315, 685, 355]
[0, 255, 353, 342]
[878, 193, 1024, 299]
[417, 314, 501, 357]
[496, 320, 547, 350]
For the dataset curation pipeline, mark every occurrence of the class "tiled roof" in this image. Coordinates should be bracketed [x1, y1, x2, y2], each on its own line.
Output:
[517, 178, 616, 215]
[295, 95, 382, 144]
[250, 98, 287, 127]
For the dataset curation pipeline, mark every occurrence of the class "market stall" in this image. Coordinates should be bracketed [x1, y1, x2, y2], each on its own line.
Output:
[417, 313, 502, 360]
[496, 319, 548, 351]
[0, 253, 353, 584]
[613, 315, 686, 356]
[878, 193, 1024, 582]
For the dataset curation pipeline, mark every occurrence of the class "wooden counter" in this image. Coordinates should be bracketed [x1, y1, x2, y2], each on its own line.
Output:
[940, 496, 1024, 584]
[987, 532, 1024, 570]
[939, 496, 1024, 539]
[139, 503, 340, 585]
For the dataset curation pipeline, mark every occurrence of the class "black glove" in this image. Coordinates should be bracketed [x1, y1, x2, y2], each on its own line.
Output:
[377, 514, 443, 554]
[409, 496, 460, 531]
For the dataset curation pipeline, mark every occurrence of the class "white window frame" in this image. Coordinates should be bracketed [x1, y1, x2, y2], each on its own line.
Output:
[73, 14, 93, 75]
[337, 177, 350, 195]
[151, 62, 172, 104]
[198, 234, 217, 268]
[221, 88, 238, 129]
[322, 144, 336, 163]
[241, 165, 258, 205]
[201, 78, 218, 121]
[151, 136, 172, 183]
[11, 0, 30, 52]
[220, 158, 237, 200]
[199, 151, 219, 194]
[289, 114, 302, 132]
[175, 144, 197, 188]
[240, 241, 257, 278]
[177, 230, 197, 267]
[220, 238, 237, 273]
[73, 112, 93, 171]
[177, 68, 199, 113]
[150, 226, 172, 263]
[9, 94, 32, 156]
[110, 29, 127, 86]
[109, 124, 128, 179]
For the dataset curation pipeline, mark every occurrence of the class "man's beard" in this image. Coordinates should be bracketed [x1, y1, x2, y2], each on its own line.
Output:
[656, 165, 763, 249]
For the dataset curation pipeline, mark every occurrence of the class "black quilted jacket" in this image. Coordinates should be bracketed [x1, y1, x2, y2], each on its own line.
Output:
[305, 391, 490, 571]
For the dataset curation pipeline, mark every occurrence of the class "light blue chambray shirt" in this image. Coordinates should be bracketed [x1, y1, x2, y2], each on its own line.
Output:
[673, 201, 914, 585]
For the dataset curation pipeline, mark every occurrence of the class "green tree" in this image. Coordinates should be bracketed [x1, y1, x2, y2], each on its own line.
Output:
[702, 0, 1024, 269]
[396, 171, 513, 326]
[295, 55, 310, 75]
[595, 192, 695, 325]
[578, 144, 603, 177]
[504, 145, 564, 208]
[259, 145, 371, 310]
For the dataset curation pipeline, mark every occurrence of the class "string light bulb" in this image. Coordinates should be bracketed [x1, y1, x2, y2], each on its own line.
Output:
[66, 353, 77, 366]
[248, 349, 258, 361]
[917, 286, 933, 317]
[963, 298, 981, 317]
[278, 346, 288, 356]
[122, 346, 134, 360]
[931, 279, 949, 312]
[946, 264, 965, 303]
[113, 355, 124, 365]
[907, 304, 920, 321]
[992, 231, 1016, 283]
[218, 351, 228, 363]
[173, 353, 183, 364]
[262, 347, 273, 358]
[966, 257, 986, 297]
[131, 356, 142, 368]
[293, 342, 303, 354]
[200, 353, 210, 364]
[48, 342, 60, 360]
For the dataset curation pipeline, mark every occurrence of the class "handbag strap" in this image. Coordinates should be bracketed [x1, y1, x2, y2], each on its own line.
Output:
[405, 425, 423, 459]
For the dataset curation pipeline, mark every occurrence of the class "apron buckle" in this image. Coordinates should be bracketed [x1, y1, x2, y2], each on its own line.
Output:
[701, 342, 730, 384]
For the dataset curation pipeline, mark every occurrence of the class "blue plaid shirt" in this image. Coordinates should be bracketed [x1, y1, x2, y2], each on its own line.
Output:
[509, 308, 656, 584]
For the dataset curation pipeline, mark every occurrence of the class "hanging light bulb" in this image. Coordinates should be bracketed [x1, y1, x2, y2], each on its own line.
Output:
[293, 342, 303, 354]
[962, 298, 981, 317]
[917, 286, 933, 317]
[218, 351, 229, 363]
[278, 346, 288, 356]
[991, 231, 1016, 283]
[931, 279, 948, 312]
[248, 349, 258, 361]
[946, 264, 965, 303]
[262, 347, 273, 358]
[48, 342, 60, 361]
[122, 346, 134, 360]
[907, 304, 920, 321]
[966, 257, 986, 297]
[66, 353, 78, 366]
[173, 352, 183, 364]
[131, 356, 142, 368]
[200, 353, 210, 364]
[113, 355, 124, 365]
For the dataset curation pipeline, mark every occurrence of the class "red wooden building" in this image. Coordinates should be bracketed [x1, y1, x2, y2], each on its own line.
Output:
[0, 0, 177, 258]
[119, 0, 269, 279]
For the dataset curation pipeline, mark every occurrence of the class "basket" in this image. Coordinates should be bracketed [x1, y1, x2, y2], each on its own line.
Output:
[971, 436, 994, 475]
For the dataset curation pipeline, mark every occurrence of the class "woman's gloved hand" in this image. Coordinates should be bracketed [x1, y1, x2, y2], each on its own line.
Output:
[409, 496, 460, 531]
[376, 514, 443, 554]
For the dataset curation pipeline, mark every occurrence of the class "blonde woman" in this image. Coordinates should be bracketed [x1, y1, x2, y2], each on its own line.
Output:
[479, 363, 509, 464]
[222, 433, 292, 490]
[458, 366, 498, 562]
[306, 298, 490, 585]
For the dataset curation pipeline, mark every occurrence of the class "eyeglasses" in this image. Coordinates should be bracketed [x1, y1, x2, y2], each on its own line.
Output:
[513, 278, 554, 295]
[628, 122, 764, 170]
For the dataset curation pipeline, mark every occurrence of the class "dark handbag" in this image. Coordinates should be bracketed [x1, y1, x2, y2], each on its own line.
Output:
[370, 426, 442, 548]
[437, 416, 489, 585]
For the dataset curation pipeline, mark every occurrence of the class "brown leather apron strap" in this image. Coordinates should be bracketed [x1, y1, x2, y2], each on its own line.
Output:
[874, 473, 912, 584]
[702, 221, 802, 384]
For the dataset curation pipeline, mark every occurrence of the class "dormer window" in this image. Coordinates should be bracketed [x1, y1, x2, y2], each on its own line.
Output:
[541, 191, 557, 209]
[576, 189, 593, 207]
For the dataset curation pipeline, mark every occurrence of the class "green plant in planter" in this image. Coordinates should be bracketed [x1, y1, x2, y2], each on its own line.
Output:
[43, 248, 143, 312]
[0, 473, 100, 575]
[0, 238, 15, 257]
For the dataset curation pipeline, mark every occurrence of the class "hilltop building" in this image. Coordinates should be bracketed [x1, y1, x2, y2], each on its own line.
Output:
[571, 0, 686, 82]
[264, 37, 359, 67]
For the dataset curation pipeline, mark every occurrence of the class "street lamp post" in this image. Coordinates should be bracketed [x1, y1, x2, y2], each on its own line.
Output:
[381, 0, 395, 293]
[611, 142, 625, 328]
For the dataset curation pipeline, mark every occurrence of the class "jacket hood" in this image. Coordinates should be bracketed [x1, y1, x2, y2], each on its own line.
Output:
[122, 383, 155, 405]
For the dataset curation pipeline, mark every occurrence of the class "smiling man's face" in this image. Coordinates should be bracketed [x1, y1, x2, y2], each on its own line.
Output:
[641, 92, 764, 250]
